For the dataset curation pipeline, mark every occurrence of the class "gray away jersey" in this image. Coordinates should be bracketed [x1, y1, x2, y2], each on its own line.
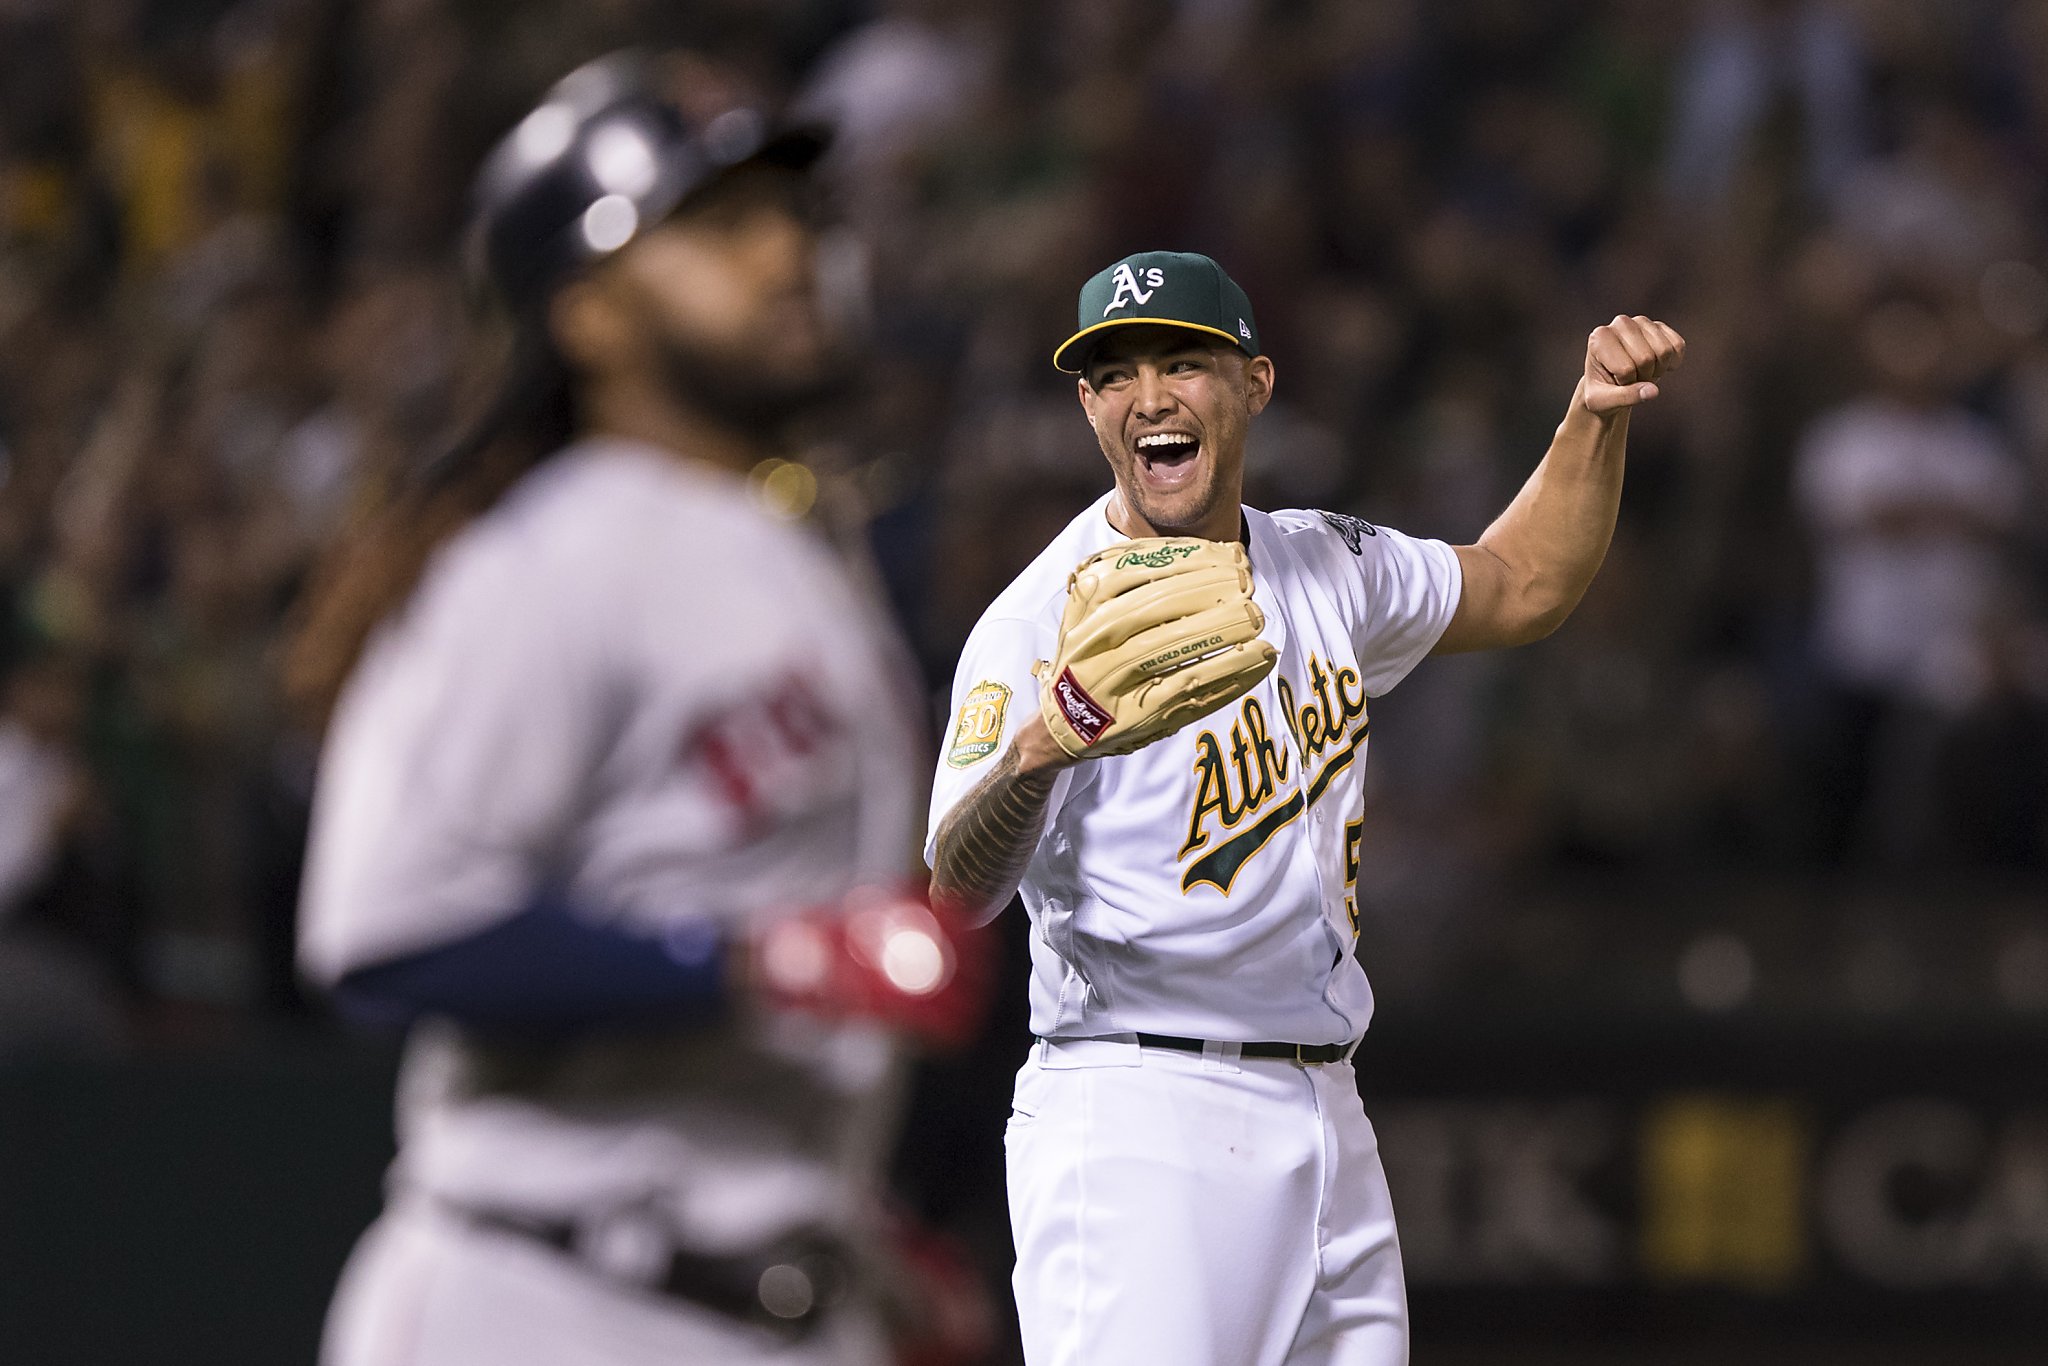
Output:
[928, 494, 1461, 1045]
[300, 439, 926, 1234]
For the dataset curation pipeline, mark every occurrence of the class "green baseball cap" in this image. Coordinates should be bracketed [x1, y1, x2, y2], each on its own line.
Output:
[1053, 250, 1261, 373]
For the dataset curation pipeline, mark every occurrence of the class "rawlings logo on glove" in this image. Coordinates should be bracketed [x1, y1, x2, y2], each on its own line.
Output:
[1052, 668, 1115, 746]
[1036, 537, 1278, 759]
[1113, 544, 1199, 571]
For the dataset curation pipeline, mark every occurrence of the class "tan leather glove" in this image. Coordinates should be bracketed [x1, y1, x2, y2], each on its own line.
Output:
[1037, 538, 1277, 758]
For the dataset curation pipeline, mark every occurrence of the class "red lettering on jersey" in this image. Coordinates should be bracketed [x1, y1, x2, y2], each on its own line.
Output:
[678, 675, 846, 840]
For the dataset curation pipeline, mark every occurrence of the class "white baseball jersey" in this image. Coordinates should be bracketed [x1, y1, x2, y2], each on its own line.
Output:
[300, 437, 926, 1238]
[928, 492, 1461, 1045]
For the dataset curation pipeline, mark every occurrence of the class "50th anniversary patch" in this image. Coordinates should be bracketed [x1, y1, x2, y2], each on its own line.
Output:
[947, 680, 1013, 767]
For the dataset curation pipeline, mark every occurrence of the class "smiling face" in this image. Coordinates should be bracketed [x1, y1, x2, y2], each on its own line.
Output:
[1078, 325, 1275, 541]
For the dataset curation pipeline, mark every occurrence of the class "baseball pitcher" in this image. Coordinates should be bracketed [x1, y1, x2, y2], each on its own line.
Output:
[927, 250, 1682, 1365]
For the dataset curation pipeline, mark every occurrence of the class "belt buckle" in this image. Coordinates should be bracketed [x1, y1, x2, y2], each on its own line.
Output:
[1293, 1043, 1310, 1067]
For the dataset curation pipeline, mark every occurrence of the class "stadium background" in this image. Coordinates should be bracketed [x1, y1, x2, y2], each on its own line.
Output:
[0, 0, 2043, 1362]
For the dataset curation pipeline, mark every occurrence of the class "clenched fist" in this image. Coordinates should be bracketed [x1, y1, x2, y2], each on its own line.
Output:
[1581, 315, 1685, 414]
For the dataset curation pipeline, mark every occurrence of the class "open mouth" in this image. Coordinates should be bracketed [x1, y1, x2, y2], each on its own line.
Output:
[1134, 431, 1201, 491]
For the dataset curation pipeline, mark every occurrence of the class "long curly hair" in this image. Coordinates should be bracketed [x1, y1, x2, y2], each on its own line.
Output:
[282, 322, 576, 727]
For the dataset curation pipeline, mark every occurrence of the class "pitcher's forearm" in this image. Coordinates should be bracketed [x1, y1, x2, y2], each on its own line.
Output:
[930, 717, 1070, 923]
[1475, 386, 1632, 634]
[931, 749, 1058, 922]
[1481, 311, 1684, 631]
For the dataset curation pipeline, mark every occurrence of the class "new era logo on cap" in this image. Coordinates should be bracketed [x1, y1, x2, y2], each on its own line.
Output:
[1054, 250, 1262, 373]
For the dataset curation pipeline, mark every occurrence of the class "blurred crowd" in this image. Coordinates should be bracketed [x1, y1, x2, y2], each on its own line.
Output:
[1, 0, 2044, 1042]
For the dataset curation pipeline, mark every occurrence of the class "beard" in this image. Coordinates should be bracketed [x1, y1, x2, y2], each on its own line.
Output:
[1109, 448, 1223, 534]
[652, 328, 857, 436]
[1125, 480, 1215, 533]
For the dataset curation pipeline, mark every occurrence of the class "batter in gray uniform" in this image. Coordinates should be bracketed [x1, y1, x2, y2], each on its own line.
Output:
[292, 54, 983, 1366]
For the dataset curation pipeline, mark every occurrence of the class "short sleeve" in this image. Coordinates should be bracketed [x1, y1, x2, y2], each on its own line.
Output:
[924, 613, 1051, 868]
[1352, 524, 1462, 695]
[1285, 512, 1462, 697]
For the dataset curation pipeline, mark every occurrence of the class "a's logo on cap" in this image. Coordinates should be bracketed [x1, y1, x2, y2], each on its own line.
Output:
[1239, 318, 1251, 340]
[1103, 262, 1165, 316]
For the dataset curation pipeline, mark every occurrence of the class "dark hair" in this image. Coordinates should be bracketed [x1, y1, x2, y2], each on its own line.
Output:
[286, 48, 826, 726]
[282, 315, 576, 727]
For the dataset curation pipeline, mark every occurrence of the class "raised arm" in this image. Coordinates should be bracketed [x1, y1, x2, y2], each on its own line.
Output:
[1434, 315, 1685, 654]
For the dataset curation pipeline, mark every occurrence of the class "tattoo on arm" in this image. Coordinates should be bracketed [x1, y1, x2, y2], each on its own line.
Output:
[931, 747, 1060, 922]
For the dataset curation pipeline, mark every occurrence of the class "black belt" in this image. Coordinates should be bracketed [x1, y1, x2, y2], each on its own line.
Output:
[454, 1201, 849, 1341]
[1043, 1033, 1356, 1065]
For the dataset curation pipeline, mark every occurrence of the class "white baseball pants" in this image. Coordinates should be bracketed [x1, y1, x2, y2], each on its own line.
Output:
[1005, 1037, 1407, 1366]
[320, 1199, 890, 1366]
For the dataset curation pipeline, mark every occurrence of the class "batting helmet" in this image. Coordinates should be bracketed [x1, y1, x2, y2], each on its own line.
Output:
[466, 50, 828, 314]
